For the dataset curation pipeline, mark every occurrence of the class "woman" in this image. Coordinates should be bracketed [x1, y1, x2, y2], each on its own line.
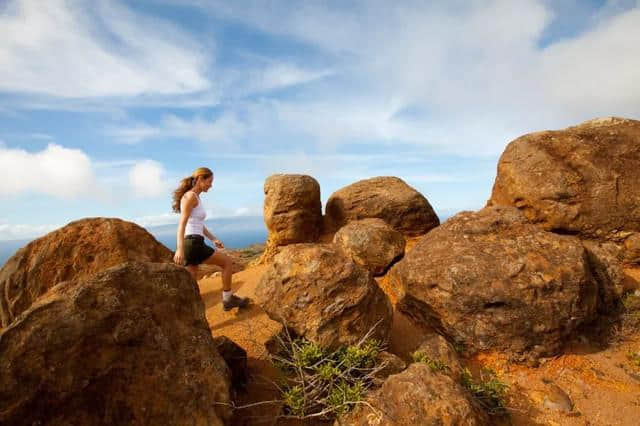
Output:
[172, 167, 249, 311]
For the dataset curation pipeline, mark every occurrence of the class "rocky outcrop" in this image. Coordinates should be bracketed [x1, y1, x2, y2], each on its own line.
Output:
[333, 218, 405, 276]
[393, 206, 604, 359]
[255, 244, 392, 349]
[263, 174, 322, 246]
[0, 262, 232, 426]
[325, 177, 439, 236]
[489, 117, 640, 245]
[336, 363, 489, 426]
[0, 218, 172, 328]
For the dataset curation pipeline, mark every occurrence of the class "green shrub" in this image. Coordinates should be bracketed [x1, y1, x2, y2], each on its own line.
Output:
[628, 351, 640, 368]
[411, 351, 451, 373]
[316, 363, 340, 381]
[340, 339, 380, 369]
[270, 330, 385, 420]
[294, 339, 324, 367]
[282, 385, 305, 417]
[326, 380, 365, 415]
[461, 367, 509, 416]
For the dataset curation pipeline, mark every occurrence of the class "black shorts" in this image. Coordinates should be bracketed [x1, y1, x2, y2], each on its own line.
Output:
[184, 235, 215, 266]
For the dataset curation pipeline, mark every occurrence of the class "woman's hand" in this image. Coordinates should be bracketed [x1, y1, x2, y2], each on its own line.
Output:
[173, 248, 185, 265]
[213, 239, 225, 249]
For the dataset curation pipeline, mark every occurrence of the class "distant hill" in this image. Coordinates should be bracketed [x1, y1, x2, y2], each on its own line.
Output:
[0, 238, 30, 266]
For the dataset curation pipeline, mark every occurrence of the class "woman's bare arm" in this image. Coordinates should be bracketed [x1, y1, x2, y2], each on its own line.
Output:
[203, 226, 224, 248]
[174, 192, 197, 265]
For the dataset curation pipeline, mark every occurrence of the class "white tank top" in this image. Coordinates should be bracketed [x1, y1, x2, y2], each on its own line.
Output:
[184, 192, 206, 236]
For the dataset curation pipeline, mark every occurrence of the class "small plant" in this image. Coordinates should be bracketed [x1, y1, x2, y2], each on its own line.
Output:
[294, 339, 324, 367]
[628, 351, 640, 368]
[340, 339, 380, 369]
[282, 385, 305, 417]
[269, 326, 386, 420]
[461, 367, 509, 416]
[316, 363, 340, 381]
[326, 380, 365, 415]
[411, 351, 451, 373]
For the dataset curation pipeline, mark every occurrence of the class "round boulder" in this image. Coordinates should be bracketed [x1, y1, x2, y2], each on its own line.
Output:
[255, 244, 392, 349]
[0, 262, 231, 426]
[393, 206, 603, 359]
[0, 218, 172, 328]
[333, 218, 405, 276]
[325, 176, 439, 236]
[263, 174, 322, 246]
[336, 363, 489, 426]
[489, 117, 640, 243]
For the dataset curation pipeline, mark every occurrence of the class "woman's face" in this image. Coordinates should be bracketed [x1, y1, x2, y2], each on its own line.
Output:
[199, 175, 213, 192]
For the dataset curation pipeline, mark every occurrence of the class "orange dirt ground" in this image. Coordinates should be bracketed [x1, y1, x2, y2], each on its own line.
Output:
[199, 247, 640, 426]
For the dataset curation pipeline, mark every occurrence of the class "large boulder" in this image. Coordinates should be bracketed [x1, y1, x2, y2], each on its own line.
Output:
[333, 218, 405, 276]
[0, 262, 232, 426]
[255, 244, 392, 349]
[0, 218, 172, 328]
[325, 177, 439, 236]
[393, 206, 604, 359]
[489, 117, 640, 243]
[263, 174, 322, 246]
[335, 363, 489, 426]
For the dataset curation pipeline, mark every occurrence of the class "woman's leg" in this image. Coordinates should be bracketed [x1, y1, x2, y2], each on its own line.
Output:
[202, 250, 234, 291]
[186, 264, 198, 280]
[202, 251, 248, 310]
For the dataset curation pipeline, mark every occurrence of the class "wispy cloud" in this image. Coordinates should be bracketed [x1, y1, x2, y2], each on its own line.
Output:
[131, 204, 261, 228]
[153, 0, 640, 155]
[110, 123, 163, 145]
[0, 0, 211, 99]
[0, 222, 60, 240]
[110, 112, 247, 146]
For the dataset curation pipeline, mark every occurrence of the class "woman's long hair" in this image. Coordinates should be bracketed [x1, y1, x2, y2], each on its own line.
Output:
[172, 167, 213, 212]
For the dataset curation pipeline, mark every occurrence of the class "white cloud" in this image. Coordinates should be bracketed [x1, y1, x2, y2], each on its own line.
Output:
[0, 222, 60, 240]
[0, 143, 99, 198]
[0, 0, 211, 98]
[128, 160, 170, 198]
[540, 8, 640, 118]
[162, 0, 640, 155]
[28, 133, 54, 141]
[111, 112, 248, 145]
[110, 123, 162, 145]
[131, 212, 178, 227]
[130, 204, 260, 228]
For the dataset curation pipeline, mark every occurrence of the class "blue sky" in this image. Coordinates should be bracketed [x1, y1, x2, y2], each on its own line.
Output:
[1, 0, 639, 240]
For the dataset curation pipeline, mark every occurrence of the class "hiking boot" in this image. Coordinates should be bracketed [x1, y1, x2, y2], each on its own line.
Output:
[223, 294, 250, 311]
